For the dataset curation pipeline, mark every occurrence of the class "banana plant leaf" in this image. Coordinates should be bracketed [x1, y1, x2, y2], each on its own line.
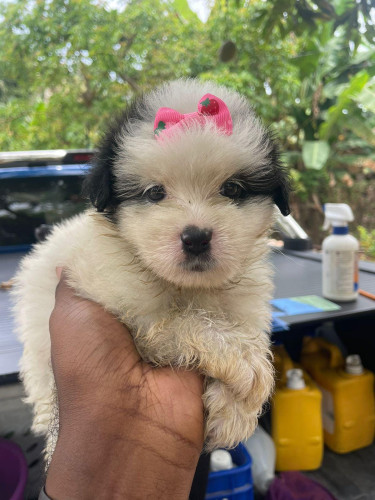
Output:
[302, 140, 330, 169]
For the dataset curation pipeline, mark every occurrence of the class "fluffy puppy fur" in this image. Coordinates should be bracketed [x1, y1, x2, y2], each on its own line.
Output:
[13, 79, 290, 458]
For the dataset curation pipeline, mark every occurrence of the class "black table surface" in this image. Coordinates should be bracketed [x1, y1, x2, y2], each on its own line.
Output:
[1, 249, 375, 379]
[272, 248, 375, 327]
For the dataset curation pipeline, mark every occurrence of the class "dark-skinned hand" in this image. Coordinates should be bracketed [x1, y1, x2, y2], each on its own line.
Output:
[45, 269, 204, 500]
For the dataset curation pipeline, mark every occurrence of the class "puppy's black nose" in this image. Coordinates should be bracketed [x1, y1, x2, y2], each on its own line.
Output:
[181, 226, 212, 256]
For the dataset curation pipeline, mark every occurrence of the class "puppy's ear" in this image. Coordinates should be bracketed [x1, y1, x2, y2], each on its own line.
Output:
[82, 97, 145, 213]
[274, 183, 290, 216]
[82, 148, 117, 213]
[267, 135, 291, 216]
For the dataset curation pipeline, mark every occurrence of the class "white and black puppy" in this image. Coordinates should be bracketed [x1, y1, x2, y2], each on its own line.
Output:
[13, 79, 290, 458]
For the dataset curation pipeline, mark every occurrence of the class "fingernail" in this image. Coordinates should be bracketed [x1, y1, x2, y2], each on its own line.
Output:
[55, 267, 63, 279]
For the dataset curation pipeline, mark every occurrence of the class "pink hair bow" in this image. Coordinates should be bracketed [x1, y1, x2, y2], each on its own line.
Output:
[153, 93, 233, 140]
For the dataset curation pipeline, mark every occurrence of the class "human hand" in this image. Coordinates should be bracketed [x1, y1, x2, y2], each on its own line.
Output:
[45, 269, 204, 500]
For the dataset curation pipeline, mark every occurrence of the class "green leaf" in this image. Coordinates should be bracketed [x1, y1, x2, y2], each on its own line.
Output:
[353, 79, 375, 114]
[302, 140, 330, 170]
[173, 0, 200, 22]
[154, 121, 166, 135]
[319, 71, 370, 140]
[347, 117, 375, 146]
[291, 51, 320, 79]
[333, 0, 355, 17]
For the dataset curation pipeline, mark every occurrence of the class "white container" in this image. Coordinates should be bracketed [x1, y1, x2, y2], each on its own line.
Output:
[244, 426, 275, 495]
[286, 368, 306, 389]
[210, 449, 234, 471]
[322, 204, 359, 302]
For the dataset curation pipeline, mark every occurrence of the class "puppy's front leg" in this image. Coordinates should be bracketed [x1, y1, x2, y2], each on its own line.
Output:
[135, 314, 274, 449]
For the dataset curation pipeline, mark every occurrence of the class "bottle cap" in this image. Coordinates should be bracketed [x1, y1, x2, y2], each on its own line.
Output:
[286, 369, 306, 389]
[323, 203, 354, 230]
[210, 449, 234, 471]
[345, 354, 364, 375]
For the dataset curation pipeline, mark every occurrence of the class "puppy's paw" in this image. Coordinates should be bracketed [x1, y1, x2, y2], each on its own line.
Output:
[199, 341, 274, 405]
[202, 364, 273, 451]
[202, 379, 258, 450]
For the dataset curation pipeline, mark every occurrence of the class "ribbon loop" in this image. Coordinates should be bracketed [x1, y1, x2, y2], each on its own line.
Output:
[154, 93, 233, 140]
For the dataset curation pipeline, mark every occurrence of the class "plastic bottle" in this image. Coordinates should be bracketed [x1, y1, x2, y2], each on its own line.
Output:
[301, 337, 375, 453]
[273, 344, 295, 388]
[315, 321, 348, 358]
[322, 203, 359, 302]
[244, 426, 275, 495]
[271, 346, 323, 471]
[210, 449, 234, 471]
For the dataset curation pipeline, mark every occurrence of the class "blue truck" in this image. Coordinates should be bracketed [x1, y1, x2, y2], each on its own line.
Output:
[0, 150, 94, 253]
[0, 150, 95, 380]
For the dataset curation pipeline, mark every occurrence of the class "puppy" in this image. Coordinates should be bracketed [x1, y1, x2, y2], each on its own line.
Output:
[13, 79, 290, 459]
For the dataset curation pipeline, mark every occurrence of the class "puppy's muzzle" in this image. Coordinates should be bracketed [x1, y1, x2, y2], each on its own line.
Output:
[181, 226, 212, 256]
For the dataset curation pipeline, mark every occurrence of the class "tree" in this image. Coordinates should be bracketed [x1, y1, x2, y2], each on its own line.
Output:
[203, 0, 375, 243]
[0, 0, 207, 148]
[1, 0, 374, 247]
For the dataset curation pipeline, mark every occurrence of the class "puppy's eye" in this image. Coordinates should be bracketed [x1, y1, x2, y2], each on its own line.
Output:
[145, 185, 166, 202]
[220, 181, 244, 200]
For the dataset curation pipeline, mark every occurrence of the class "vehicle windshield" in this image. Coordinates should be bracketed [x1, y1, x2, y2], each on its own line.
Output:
[0, 175, 86, 246]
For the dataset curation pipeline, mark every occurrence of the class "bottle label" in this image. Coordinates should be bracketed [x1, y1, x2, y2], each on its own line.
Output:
[323, 250, 358, 296]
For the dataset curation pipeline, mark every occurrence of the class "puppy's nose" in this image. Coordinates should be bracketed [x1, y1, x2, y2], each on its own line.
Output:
[181, 226, 212, 256]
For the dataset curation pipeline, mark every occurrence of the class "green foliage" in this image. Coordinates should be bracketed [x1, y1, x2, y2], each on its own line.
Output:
[0, 0, 207, 147]
[358, 226, 375, 259]
[1, 0, 374, 247]
[319, 71, 369, 140]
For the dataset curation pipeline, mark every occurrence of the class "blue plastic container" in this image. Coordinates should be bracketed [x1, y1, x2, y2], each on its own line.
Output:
[206, 443, 253, 500]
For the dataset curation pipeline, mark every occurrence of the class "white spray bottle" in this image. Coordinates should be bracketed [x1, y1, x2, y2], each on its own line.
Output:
[322, 203, 359, 302]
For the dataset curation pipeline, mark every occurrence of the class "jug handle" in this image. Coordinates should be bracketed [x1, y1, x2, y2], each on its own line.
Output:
[273, 345, 295, 385]
[311, 338, 344, 369]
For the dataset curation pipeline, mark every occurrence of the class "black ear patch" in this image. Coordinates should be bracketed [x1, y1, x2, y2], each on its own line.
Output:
[82, 153, 116, 213]
[266, 133, 291, 216]
[273, 184, 291, 216]
[82, 96, 146, 214]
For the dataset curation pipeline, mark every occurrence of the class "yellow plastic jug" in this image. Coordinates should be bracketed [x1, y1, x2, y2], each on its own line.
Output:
[300, 337, 375, 454]
[273, 344, 294, 388]
[271, 346, 323, 471]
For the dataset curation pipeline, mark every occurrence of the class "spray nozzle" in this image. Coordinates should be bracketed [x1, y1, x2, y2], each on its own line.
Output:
[323, 203, 354, 231]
